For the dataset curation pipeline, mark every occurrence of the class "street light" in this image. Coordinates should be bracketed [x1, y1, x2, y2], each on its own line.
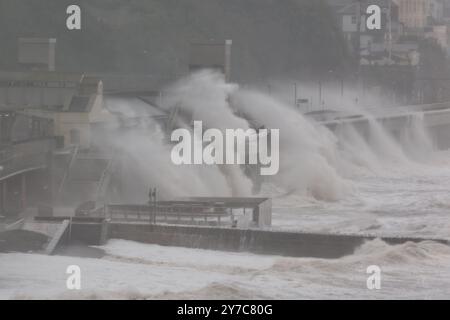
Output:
[148, 187, 157, 224]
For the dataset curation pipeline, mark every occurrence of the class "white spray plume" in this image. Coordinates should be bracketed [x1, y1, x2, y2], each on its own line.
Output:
[102, 70, 439, 204]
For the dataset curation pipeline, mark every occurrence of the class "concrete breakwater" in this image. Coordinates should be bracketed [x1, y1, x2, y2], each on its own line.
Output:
[108, 223, 364, 258]
[31, 216, 108, 254]
[108, 223, 449, 259]
[24, 217, 450, 259]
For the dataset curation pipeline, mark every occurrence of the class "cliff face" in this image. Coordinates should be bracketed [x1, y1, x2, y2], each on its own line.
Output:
[0, 0, 352, 82]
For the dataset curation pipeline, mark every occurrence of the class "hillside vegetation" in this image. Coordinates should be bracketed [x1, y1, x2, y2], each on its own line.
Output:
[0, 0, 352, 82]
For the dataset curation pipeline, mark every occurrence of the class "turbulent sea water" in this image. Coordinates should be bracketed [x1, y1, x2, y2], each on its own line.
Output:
[1, 238, 450, 299]
[1, 151, 450, 299]
[271, 150, 450, 240]
[1, 72, 450, 299]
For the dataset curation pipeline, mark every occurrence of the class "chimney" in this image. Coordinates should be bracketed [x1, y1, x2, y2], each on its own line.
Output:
[18, 38, 56, 71]
[188, 39, 233, 82]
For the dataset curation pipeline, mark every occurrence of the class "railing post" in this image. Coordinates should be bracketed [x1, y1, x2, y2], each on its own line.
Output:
[148, 205, 152, 225]
[68, 216, 72, 244]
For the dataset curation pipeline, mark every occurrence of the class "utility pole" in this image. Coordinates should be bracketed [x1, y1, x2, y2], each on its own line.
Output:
[149, 187, 157, 225]
[318, 80, 322, 110]
[355, 0, 362, 67]
[355, 0, 363, 105]
[153, 188, 157, 224]
[388, 0, 392, 62]
[294, 83, 298, 107]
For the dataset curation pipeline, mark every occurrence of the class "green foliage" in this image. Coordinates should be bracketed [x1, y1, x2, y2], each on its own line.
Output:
[0, 0, 353, 81]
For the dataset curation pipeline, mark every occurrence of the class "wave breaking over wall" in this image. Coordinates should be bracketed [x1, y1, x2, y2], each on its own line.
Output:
[104, 70, 440, 203]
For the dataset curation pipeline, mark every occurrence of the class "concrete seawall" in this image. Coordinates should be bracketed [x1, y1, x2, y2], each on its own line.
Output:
[27, 217, 450, 258]
[33, 216, 108, 247]
[108, 223, 449, 259]
[322, 105, 450, 149]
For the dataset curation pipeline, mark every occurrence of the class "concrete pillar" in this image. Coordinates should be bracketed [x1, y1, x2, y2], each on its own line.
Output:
[0, 181, 4, 216]
[21, 173, 26, 211]
[1, 180, 6, 216]
[5, 86, 9, 105]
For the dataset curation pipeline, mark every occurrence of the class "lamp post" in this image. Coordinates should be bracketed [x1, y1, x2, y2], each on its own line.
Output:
[148, 187, 157, 225]
[0, 167, 3, 219]
[355, 0, 363, 100]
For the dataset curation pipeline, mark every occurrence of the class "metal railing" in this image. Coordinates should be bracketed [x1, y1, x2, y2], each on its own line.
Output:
[106, 203, 240, 227]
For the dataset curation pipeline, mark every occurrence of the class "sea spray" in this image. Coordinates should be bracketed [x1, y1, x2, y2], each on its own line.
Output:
[102, 113, 240, 201]
[230, 89, 352, 201]
[367, 117, 411, 165]
[399, 113, 436, 162]
[103, 70, 442, 204]
[334, 122, 382, 176]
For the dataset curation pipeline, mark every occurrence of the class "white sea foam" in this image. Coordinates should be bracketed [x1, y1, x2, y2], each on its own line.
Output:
[2, 239, 450, 299]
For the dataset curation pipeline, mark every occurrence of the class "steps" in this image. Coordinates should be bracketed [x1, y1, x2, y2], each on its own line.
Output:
[44, 219, 69, 255]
